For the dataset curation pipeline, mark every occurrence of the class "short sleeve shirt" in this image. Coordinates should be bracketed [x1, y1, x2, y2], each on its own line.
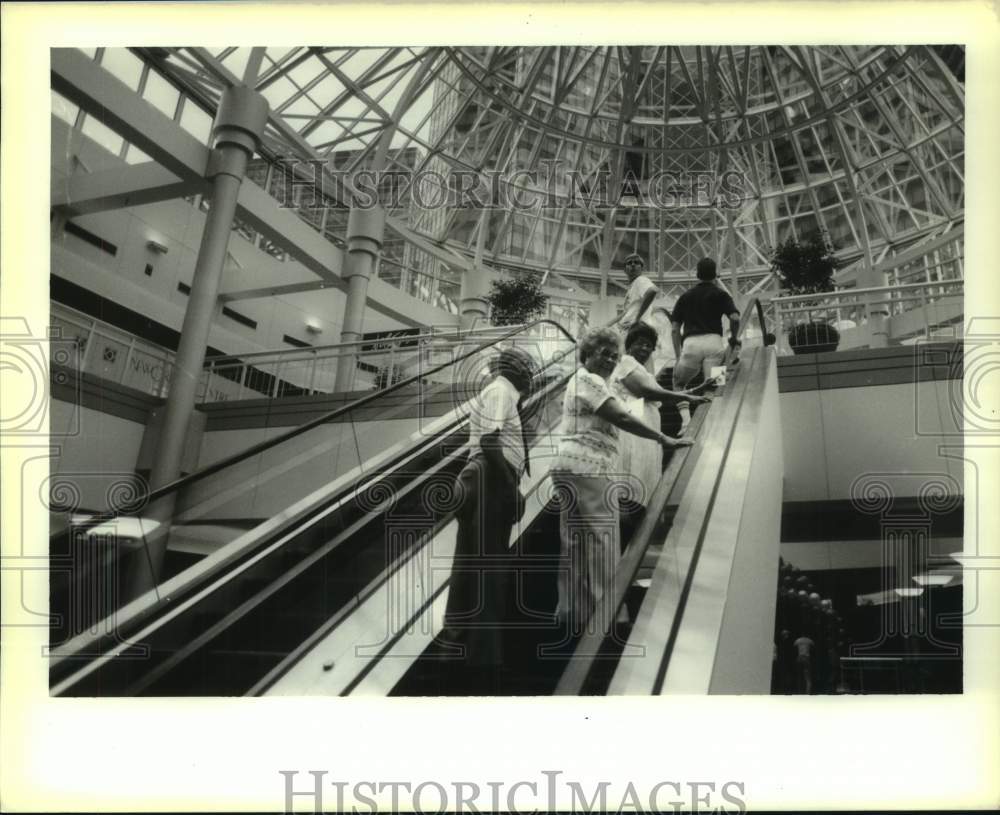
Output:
[793, 636, 815, 659]
[620, 274, 658, 330]
[554, 368, 620, 475]
[610, 354, 661, 412]
[670, 281, 739, 340]
[467, 375, 524, 475]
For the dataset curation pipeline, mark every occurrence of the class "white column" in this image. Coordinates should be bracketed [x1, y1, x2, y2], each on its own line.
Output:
[333, 204, 386, 392]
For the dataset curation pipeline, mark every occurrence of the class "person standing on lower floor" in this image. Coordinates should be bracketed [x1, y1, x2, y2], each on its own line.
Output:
[793, 634, 816, 694]
[443, 347, 534, 667]
[667, 257, 741, 430]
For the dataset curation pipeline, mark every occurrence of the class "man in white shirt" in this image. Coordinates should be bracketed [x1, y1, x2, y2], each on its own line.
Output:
[443, 346, 534, 670]
[612, 253, 659, 334]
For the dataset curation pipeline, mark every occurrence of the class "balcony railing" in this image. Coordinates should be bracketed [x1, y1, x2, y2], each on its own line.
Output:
[50, 303, 175, 399]
[770, 278, 963, 352]
[199, 322, 572, 401]
[49, 303, 573, 405]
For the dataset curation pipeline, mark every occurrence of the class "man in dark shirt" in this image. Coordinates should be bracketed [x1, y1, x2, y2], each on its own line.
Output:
[665, 257, 740, 429]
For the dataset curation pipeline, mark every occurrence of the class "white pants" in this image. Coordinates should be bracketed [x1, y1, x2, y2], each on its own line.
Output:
[672, 334, 726, 389]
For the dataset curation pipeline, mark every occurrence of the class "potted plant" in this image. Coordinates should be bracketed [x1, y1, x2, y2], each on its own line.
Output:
[770, 231, 844, 354]
[786, 321, 841, 354]
[486, 272, 549, 327]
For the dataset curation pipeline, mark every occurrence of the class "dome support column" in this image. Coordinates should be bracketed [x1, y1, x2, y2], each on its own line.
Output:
[334, 204, 386, 392]
[460, 209, 492, 329]
[134, 85, 269, 595]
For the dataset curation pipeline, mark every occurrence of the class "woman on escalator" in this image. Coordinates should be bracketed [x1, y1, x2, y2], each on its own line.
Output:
[551, 327, 693, 641]
[609, 323, 711, 509]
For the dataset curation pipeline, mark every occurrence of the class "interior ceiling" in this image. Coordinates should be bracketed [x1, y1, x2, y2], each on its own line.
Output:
[141, 45, 965, 300]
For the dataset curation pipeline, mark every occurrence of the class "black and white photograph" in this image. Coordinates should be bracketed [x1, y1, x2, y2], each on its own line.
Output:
[43, 40, 969, 697]
[2, 2, 998, 812]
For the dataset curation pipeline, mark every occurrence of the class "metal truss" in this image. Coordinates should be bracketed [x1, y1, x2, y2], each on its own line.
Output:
[78, 45, 965, 308]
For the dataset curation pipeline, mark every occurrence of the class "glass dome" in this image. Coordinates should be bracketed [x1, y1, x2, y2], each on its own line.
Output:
[129, 45, 964, 310]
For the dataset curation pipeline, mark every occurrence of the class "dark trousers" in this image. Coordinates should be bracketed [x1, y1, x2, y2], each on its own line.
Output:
[444, 453, 520, 665]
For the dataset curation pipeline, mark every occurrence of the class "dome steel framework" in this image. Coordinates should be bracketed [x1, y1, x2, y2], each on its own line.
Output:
[67, 45, 964, 319]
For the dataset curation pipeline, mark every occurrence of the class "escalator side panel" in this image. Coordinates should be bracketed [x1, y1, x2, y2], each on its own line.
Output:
[663, 350, 783, 694]
[607, 348, 764, 695]
[264, 439, 567, 696]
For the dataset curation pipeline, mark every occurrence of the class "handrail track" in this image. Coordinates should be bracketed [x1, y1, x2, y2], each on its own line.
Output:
[51, 320, 577, 695]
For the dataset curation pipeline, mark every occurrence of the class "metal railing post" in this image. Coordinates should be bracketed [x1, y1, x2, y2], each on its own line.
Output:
[159, 351, 172, 399]
[271, 358, 282, 398]
[80, 322, 97, 375]
[120, 337, 136, 387]
[308, 351, 317, 395]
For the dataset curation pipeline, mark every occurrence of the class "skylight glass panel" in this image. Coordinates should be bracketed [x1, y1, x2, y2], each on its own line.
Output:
[282, 96, 321, 119]
[80, 114, 125, 155]
[179, 100, 213, 144]
[305, 120, 346, 149]
[101, 48, 144, 92]
[125, 144, 153, 164]
[261, 75, 298, 109]
[286, 57, 327, 88]
[51, 90, 79, 125]
[142, 69, 180, 118]
[220, 47, 251, 79]
[304, 75, 344, 109]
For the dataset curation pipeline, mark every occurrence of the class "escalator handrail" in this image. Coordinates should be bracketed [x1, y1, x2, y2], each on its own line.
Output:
[235, 369, 581, 696]
[556, 297, 773, 694]
[49, 349, 578, 690]
[201, 321, 531, 364]
[63, 318, 577, 537]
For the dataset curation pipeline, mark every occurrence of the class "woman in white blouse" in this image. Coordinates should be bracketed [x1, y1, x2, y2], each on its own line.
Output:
[610, 323, 711, 506]
[551, 326, 693, 639]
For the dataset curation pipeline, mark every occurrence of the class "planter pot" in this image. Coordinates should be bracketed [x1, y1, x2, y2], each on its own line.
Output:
[788, 322, 841, 355]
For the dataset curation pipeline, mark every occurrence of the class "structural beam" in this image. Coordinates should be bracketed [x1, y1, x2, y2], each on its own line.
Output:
[51, 162, 201, 217]
[872, 223, 964, 273]
[52, 49, 210, 181]
[218, 281, 335, 303]
[51, 48, 456, 328]
[179, 46, 472, 277]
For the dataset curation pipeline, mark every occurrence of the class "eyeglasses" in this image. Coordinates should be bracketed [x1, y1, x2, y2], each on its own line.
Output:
[596, 348, 620, 362]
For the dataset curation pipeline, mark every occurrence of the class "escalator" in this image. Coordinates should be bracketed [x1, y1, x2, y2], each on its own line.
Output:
[48, 320, 576, 696]
[51, 300, 781, 698]
[385, 376, 711, 696]
[271, 298, 783, 697]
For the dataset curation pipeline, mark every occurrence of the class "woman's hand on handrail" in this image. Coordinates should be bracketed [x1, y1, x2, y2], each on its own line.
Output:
[597, 397, 696, 450]
[658, 433, 694, 450]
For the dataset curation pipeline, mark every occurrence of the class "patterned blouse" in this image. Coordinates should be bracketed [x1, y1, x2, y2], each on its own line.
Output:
[553, 368, 620, 475]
